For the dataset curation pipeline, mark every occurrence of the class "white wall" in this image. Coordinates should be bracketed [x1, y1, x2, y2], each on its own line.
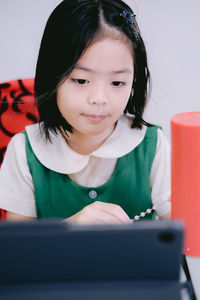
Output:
[0, 0, 199, 139]
[131, 0, 200, 139]
[0, 0, 61, 82]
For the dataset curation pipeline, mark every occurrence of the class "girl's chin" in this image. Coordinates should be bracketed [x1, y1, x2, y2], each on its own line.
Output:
[73, 124, 115, 137]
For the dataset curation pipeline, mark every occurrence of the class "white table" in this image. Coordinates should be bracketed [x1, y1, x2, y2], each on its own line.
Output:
[186, 256, 200, 299]
[180, 256, 200, 299]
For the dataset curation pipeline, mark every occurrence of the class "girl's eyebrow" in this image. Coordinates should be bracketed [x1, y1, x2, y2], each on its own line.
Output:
[74, 64, 132, 74]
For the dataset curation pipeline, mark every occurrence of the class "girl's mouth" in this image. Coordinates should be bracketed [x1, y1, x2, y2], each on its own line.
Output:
[83, 114, 108, 121]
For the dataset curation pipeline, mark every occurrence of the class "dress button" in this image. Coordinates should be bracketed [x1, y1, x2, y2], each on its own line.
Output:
[89, 190, 97, 199]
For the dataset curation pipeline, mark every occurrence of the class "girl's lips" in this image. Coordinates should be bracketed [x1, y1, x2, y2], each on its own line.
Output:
[84, 114, 108, 121]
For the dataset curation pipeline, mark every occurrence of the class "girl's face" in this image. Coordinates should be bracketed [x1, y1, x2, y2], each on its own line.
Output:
[57, 38, 134, 138]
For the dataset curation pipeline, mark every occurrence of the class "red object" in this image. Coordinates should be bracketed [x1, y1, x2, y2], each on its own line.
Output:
[0, 78, 39, 219]
[171, 111, 200, 257]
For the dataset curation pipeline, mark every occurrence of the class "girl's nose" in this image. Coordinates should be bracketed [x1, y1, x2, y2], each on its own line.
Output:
[87, 98, 107, 105]
[87, 87, 108, 105]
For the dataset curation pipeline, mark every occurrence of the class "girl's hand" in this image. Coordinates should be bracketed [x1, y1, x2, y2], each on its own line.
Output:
[65, 201, 132, 225]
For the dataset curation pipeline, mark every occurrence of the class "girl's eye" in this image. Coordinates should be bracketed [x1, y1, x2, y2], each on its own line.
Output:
[72, 79, 89, 85]
[112, 81, 125, 87]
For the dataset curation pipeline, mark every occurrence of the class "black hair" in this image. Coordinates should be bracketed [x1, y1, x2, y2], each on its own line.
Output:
[35, 0, 152, 141]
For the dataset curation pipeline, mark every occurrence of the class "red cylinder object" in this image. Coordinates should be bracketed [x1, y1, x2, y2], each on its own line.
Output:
[171, 111, 200, 257]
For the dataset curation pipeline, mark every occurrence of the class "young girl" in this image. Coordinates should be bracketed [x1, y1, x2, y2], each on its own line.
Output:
[0, 0, 171, 223]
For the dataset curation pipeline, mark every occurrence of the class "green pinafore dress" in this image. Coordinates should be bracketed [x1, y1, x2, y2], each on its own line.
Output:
[24, 126, 158, 219]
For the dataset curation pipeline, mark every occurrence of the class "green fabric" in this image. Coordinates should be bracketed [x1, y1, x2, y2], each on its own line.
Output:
[24, 126, 158, 219]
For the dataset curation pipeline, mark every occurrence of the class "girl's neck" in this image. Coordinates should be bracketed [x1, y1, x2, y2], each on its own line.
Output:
[63, 126, 115, 155]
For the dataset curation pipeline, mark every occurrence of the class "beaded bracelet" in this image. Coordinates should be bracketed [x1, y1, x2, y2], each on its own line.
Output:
[132, 199, 170, 221]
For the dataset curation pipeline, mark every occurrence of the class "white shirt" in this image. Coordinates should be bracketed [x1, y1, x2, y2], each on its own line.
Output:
[0, 115, 171, 218]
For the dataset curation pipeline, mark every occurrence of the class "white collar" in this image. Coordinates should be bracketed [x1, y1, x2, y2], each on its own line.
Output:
[26, 115, 147, 174]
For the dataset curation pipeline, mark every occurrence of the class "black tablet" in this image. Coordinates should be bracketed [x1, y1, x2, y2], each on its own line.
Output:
[0, 220, 184, 300]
